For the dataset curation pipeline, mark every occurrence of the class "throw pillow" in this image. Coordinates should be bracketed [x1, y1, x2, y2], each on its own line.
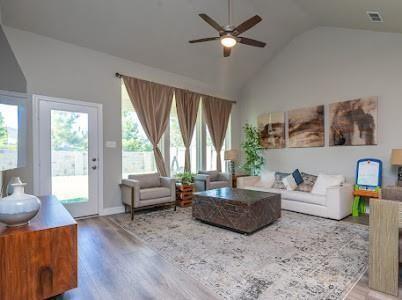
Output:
[254, 170, 275, 188]
[292, 169, 304, 185]
[282, 174, 297, 191]
[296, 172, 318, 192]
[272, 172, 290, 190]
[311, 174, 345, 195]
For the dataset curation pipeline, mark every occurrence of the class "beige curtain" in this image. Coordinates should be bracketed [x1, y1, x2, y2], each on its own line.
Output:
[203, 96, 233, 172]
[122, 76, 173, 176]
[175, 89, 201, 172]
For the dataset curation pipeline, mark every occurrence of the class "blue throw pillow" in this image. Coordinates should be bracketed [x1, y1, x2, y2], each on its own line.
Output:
[292, 169, 304, 185]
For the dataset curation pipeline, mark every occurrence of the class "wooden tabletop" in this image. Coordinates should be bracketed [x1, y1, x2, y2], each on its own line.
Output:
[0, 195, 76, 236]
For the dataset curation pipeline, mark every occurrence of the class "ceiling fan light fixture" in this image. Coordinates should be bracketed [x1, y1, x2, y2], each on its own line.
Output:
[220, 35, 237, 48]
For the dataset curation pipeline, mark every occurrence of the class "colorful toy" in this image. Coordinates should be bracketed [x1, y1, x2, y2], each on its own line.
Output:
[352, 158, 382, 216]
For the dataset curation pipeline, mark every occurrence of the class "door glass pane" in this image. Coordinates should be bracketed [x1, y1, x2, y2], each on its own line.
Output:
[51, 110, 89, 204]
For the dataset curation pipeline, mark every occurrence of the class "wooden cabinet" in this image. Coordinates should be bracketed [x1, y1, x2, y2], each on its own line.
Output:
[0, 196, 77, 300]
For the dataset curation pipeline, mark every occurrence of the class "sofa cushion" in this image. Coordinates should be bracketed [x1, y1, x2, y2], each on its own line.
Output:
[282, 190, 326, 206]
[254, 170, 275, 188]
[210, 181, 230, 189]
[296, 172, 317, 192]
[140, 187, 171, 201]
[199, 170, 219, 181]
[129, 173, 160, 189]
[311, 174, 345, 195]
[245, 186, 285, 195]
[272, 172, 289, 189]
[282, 174, 297, 191]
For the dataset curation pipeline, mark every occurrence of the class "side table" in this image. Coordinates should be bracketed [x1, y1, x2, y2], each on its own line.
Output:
[176, 183, 194, 207]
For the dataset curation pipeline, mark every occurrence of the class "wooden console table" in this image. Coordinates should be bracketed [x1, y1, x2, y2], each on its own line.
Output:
[0, 195, 77, 300]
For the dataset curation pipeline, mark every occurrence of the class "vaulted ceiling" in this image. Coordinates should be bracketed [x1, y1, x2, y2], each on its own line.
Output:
[1, 0, 402, 95]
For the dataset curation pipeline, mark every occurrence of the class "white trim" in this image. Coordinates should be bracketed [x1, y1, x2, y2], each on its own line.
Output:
[100, 205, 125, 216]
[0, 89, 28, 98]
[32, 94, 104, 215]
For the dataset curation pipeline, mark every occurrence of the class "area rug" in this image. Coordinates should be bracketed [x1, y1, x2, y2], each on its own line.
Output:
[110, 208, 368, 300]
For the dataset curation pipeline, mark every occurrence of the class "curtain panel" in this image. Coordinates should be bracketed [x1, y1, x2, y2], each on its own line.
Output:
[174, 89, 201, 172]
[202, 96, 233, 172]
[122, 76, 173, 176]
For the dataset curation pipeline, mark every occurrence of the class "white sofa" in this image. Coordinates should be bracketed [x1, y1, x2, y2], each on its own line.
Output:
[237, 176, 353, 220]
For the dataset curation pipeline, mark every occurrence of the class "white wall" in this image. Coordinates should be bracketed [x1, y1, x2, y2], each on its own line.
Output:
[240, 27, 402, 185]
[4, 26, 239, 210]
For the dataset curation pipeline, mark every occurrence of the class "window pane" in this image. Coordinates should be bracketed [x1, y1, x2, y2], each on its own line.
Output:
[206, 129, 225, 171]
[169, 98, 197, 175]
[122, 83, 156, 177]
[0, 104, 18, 171]
[51, 110, 88, 204]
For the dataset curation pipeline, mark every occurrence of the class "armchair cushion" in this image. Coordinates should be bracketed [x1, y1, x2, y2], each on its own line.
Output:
[128, 173, 160, 189]
[209, 181, 231, 189]
[198, 170, 219, 181]
[140, 187, 171, 201]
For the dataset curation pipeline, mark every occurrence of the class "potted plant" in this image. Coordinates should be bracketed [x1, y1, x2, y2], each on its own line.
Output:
[241, 123, 264, 176]
[175, 171, 195, 186]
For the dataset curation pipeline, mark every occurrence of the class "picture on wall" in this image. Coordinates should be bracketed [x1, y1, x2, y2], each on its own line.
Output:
[288, 105, 325, 148]
[257, 112, 285, 149]
[329, 97, 378, 146]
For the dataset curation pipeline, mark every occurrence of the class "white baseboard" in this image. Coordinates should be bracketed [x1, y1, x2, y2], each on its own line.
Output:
[100, 205, 125, 216]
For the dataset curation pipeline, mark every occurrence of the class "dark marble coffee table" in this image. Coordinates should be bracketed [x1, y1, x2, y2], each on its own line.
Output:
[192, 187, 281, 234]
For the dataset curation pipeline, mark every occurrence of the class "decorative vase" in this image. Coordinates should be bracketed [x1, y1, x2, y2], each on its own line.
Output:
[6, 176, 23, 195]
[0, 182, 41, 227]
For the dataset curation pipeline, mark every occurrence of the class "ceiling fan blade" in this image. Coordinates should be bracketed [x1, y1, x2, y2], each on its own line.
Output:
[199, 14, 224, 33]
[189, 37, 219, 43]
[239, 37, 266, 48]
[223, 47, 231, 57]
[233, 15, 262, 35]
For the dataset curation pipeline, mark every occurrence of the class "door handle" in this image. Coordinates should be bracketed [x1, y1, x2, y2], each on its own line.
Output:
[91, 166, 97, 170]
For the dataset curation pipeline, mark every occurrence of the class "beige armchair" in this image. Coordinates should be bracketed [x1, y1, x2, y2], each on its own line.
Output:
[120, 173, 176, 220]
[194, 170, 232, 191]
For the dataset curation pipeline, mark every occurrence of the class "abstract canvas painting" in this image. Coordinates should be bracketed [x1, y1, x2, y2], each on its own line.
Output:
[329, 97, 378, 146]
[257, 112, 285, 149]
[288, 105, 325, 148]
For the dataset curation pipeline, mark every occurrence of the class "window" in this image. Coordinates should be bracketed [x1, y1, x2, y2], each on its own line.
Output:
[121, 82, 231, 176]
[0, 104, 18, 170]
[206, 116, 231, 172]
[169, 97, 197, 175]
[206, 130, 224, 171]
[121, 83, 156, 177]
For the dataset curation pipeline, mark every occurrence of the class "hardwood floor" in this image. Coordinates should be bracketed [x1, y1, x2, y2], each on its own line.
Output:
[56, 216, 218, 300]
[54, 213, 401, 300]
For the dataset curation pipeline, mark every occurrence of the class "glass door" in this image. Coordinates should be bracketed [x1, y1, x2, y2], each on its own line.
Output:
[38, 98, 100, 217]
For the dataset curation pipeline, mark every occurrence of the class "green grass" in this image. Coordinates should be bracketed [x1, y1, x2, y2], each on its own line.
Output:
[60, 197, 88, 204]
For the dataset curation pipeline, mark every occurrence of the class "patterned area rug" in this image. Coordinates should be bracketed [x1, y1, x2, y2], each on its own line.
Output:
[110, 208, 368, 300]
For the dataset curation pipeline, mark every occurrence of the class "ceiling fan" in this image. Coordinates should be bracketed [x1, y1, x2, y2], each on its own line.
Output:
[189, 0, 266, 57]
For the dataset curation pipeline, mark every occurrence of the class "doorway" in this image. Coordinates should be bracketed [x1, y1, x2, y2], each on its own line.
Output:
[34, 95, 103, 217]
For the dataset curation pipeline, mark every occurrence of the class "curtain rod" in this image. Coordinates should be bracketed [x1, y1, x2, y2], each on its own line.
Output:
[115, 72, 236, 104]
